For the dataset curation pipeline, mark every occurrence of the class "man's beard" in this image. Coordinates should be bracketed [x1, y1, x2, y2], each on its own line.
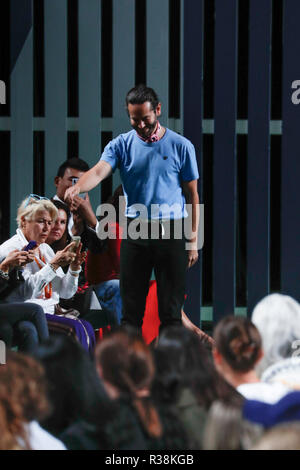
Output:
[136, 118, 158, 138]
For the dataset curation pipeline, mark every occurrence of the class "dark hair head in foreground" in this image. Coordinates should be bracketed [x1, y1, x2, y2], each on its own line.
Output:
[32, 336, 111, 437]
[213, 315, 262, 373]
[0, 351, 49, 450]
[153, 326, 244, 410]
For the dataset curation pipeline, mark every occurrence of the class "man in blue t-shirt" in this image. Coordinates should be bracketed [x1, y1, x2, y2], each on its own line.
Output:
[65, 84, 199, 331]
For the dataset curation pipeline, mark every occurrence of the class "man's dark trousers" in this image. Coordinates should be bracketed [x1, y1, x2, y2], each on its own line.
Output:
[120, 219, 188, 331]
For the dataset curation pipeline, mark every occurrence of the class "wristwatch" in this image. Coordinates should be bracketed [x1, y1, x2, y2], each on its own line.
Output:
[0, 269, 9, 280]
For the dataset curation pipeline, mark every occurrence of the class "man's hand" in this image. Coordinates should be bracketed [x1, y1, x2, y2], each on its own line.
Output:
[187, 249, 198, 269]
[64, 161, 112, 204]
[65, 184, 81, 203]
[69, 194, 97, 229]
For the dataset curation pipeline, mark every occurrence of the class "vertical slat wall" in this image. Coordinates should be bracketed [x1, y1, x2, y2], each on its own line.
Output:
[247, 0, 272, 315]
[78, 0, 101, 211]
[146, 0, 169, 127]
[112, 0, 135, 190]
[44, 0, 67, 198]
[213, 0, 238, 322]
[281, 0, 300, 300]
[183, 0, 204, 326]
[10, 0, 33, 234]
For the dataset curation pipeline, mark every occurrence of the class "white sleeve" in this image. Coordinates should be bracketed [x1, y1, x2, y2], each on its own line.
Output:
[21, 245, 78, 300]
[54, 268, 79, 299]
[22, 261, 79, 300]
[22, 263, 58, 299]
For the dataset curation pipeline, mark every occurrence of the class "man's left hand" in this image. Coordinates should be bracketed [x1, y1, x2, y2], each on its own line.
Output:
[187, 249, 198, 269]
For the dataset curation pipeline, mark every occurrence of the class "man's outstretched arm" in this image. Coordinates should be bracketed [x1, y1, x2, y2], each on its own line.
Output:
[65, 160, 113, 202]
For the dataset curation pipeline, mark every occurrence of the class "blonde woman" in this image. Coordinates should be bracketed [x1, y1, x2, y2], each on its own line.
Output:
[0, 195, 95, 354]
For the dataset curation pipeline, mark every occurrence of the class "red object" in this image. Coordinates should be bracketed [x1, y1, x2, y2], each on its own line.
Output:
[142, 280, 161, 344]
[96, 325, 112, 342]
[85, 222, 122, 285]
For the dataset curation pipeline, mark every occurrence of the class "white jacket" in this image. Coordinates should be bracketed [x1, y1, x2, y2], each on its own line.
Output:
[0, 229, 78, 314]
[19, 421, 66, 450]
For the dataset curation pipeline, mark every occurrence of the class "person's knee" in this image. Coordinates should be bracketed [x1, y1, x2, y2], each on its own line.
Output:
[0, 321, 13, 346]
[16, 321, 38, 342]
[25, 303, 45, 318]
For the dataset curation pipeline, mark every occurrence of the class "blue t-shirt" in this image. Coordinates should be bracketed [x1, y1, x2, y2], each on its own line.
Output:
[100, 128, 199, 219]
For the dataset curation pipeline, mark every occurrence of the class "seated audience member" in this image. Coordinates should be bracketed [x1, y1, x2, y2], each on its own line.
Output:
[251, 293, 300, 385]
[203, 400, 263, 450]
[86, 185, 213, 344]
[46, 200, 109, 329]
[0, 250, 49, 352]
[152, 327, 243, 449]
[212, 316, 290, 403]
[95, 327, 190, 450]
[32, 336, 117, 449]
[0, 195, 95, 355]
[46, 199, 71, 254]
[0, 351, 66, 450]
[53, 158, 101, 244]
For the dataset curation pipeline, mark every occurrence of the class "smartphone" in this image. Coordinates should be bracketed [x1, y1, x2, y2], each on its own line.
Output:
[71, 236, 81, 247]
[72, 177, 86, 199]
[24, 240, 37, 251]
[69, 236, 81, 253]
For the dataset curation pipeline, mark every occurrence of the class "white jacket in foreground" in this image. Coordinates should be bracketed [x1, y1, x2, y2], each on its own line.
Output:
[18, 421, 67, 450]
[0, 229, 78, 314]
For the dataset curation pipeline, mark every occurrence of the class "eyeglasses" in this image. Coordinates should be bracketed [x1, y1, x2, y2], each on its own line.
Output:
[24, 194, 50, 208]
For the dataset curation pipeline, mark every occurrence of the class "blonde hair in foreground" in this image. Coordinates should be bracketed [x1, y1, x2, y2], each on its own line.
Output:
[17, 197, 58, 228]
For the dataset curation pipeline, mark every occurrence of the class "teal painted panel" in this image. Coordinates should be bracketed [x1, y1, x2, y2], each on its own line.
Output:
[112, 0, 135, 191]
[10, 1, 33, 235]
[146, 0, 169, 127]
[44, 0, 68, 199]
[78, 0, 101, 210]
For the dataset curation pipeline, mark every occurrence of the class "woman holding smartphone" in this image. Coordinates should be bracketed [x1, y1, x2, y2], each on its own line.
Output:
[0, 195, 95, 355]
[0, 249, 49, 353]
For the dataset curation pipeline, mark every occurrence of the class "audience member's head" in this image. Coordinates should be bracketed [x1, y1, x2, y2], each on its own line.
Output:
[95, 327, 162, 439]
[102, 184, 126, 223]
[203, 400, 263, 450]
[0, 351, 49, 450]
[33, 336, 109, 436]
[212, 316, 263, 385]
[251, 293, 300, 375]
[55, 158, 90, 201]
[47, 200, 70, 250]
[17, 196, 58, 246]
[153, 326, 244, 410]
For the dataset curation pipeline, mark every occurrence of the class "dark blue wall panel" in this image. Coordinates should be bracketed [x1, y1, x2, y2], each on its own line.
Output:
[281, 0, 300, 301]
[247, 0, 272, 316]
[213, 0, 238, 322]
[183, 0, 203, 326]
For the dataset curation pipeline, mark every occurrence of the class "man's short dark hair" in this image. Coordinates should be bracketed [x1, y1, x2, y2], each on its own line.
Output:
[56, 158, 90, 178]
[125, 84, 159, 111]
